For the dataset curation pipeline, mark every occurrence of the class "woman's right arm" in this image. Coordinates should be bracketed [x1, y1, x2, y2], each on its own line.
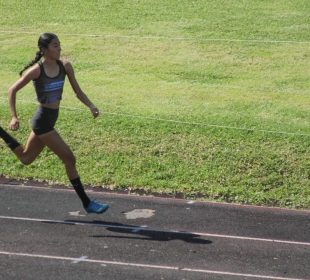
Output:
[8, 65, 40, 130]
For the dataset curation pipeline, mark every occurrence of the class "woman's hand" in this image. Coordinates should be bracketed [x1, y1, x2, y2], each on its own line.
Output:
[90, 105, 100, 118]
[9, 117, 20, 131]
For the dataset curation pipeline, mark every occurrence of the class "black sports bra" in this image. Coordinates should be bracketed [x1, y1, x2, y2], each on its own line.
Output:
[32, 60, 66, 104]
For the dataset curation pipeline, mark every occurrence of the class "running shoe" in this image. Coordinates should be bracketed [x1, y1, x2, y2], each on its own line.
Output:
[84, 200, 109, 214]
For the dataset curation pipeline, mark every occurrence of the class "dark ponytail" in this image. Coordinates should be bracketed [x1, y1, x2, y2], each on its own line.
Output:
[19, 51, 43, 76]
[19, 32, 58, 76]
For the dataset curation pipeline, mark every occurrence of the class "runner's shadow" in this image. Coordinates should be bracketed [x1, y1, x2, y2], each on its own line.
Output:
[64, 220, 212, 245]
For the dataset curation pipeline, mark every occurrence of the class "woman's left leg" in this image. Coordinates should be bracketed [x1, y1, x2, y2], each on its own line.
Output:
[0, 127, 45, 165]
[13, 131, 45, 165]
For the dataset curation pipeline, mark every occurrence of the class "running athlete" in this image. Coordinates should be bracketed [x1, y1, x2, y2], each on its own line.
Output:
[0, 32, 109, 214]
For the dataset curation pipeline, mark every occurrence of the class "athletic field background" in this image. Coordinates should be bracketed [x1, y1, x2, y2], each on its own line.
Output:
[0, 1, 309, 208]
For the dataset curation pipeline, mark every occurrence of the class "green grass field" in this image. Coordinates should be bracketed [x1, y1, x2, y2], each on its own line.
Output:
[0, 0, 309, 208]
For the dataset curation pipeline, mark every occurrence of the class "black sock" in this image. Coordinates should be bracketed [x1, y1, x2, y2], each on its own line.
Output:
[0, 126, 21, 151]
[70, 177, 91, 208]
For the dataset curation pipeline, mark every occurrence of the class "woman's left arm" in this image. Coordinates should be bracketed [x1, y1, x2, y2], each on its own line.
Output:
[64, 61, 99, 118]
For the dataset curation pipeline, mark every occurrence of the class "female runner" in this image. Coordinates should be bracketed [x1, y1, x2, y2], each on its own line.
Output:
[0, 32, 108, 214]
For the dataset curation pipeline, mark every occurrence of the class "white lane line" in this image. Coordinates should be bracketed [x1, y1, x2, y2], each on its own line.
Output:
[0, 250, 307, 280]
[0, 215, 309, 247]
[0, 30, 309, 44]
[71, 255, 88, 264]
[191, 232, 310, 247]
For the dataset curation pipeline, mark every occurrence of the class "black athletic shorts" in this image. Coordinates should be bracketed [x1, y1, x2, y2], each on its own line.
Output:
[31, 106, 59, 135]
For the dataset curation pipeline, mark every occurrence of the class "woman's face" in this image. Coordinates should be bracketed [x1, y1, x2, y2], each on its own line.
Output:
[43, 37, 61, 60]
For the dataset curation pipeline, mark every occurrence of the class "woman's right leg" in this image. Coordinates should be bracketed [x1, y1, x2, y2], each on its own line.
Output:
[37, 129, 78, 179]
[37, 129, 91, 207]
[37, 129, 109, 213]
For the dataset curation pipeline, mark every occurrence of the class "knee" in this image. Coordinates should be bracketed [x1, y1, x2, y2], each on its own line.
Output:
[14, 146, 39, 166]
[20, 156, 34, 166]
[62, 151, 76, 167]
